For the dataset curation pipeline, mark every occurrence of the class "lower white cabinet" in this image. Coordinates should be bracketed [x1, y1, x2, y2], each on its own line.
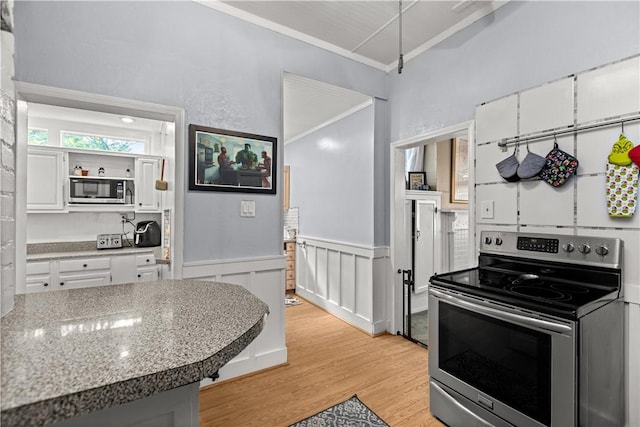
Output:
[25, 252, 159, 294]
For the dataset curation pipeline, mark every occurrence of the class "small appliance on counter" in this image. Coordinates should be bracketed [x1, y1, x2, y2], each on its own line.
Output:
[97, 234, 123, 250]
[134, 220, 161, 247]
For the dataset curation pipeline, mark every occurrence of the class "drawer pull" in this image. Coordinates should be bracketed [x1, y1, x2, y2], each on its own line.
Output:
[60, 282, 64, 286]
[138, 274, 141, 278]
[83, 264, 88, 268]
[146, 259, 150, 263]
[43, 283, 48, 287]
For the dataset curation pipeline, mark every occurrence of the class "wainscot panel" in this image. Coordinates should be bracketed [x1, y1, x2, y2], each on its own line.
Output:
[182, 255, 287, 384]
[295, 236, 390, 335]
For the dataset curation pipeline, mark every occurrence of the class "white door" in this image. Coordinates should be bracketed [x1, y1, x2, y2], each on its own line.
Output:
[414, 199, 439, 294]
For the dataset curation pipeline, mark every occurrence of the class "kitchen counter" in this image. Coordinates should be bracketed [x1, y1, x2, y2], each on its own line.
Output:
[0, 280, 269, 426]
[27, 241, 162, 261]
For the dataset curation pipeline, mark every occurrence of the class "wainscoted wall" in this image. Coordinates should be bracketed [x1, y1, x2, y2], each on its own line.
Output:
[182, 256, 287, 384]
[474, 55, 640, 427]
[294, 236, 389, 335]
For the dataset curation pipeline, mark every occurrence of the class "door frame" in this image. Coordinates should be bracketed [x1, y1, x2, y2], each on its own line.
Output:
[388, 120, 475, 334]
[14, 81, 185, 284]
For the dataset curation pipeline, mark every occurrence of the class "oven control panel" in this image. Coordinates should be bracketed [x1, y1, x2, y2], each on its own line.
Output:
[480, 231, 623, 269]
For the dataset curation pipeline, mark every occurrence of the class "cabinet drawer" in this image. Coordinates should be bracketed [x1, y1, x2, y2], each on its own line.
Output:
[286, 278, 296, 290]
[285, 242, 295, 251]
[286, 260, 295, 271]
[286, 251, 295, 262]
[286, 269, 295, 280]
[58, 272, 111, 290]
[26, 261, 51, 275]
[137, 265, 159, 282]
[26, 275, 53, 293]
[59, 257, 110, 273]
[136, 254, 156, 266]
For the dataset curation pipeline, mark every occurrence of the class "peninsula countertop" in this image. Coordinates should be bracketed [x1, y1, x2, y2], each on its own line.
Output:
[0, 280, 269, 426]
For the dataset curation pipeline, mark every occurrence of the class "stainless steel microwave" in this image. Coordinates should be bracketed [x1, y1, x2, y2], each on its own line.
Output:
[69, 178, 125, 204]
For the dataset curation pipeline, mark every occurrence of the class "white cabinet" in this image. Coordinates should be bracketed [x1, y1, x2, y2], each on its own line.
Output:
[25, 251, 158, 293]
[135, 158, 160, 212]
[27, 149, 66, 211]
[25, 261, 54, 293]
[57, 257, 111, 291]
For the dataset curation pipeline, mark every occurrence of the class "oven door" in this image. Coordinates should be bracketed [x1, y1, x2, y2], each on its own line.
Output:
[428, 287, 576, 427]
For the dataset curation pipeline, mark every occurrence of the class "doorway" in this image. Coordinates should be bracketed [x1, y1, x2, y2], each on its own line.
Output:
[390, 121, 476, 341]
[14, 82, 185, 285]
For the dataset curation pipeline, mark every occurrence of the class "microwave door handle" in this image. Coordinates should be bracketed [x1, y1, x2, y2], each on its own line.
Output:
[430, 288, 572, 334]
[431, 382, 494, 427]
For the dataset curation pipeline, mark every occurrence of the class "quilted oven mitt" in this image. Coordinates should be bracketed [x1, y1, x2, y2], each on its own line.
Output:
[606, 135, 638, 217]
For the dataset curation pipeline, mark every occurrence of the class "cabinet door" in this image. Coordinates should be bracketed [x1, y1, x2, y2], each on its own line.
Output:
[135, 158, 160, 212]
[27, 150, 65, 211]
[414, 200, 440, 295]
[137, 266, 159, 282]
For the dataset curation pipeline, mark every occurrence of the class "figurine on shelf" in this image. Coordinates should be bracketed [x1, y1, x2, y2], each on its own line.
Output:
[98, 167, 105, 177]
[73, 165, 83, 176]
[125, 168, 132, 178]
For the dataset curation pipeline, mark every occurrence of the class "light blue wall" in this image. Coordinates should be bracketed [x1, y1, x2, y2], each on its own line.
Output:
[389, 1, 640, 142]
[286, 106, 375, 245]
[14, 1, 388, 262]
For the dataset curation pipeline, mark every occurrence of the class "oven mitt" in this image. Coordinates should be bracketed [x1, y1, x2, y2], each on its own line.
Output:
[607, 134, 634, 166]
[606, 162, 639, 217]
[517, 150, 546, 179]
[628, 144, 640, 167]
[496, 151, 520, 182]
[539, 142, 579, 187]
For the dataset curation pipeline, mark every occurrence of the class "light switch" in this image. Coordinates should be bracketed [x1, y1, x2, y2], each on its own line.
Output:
[240, 200, 255, 217]
[481, 200, 494, 219]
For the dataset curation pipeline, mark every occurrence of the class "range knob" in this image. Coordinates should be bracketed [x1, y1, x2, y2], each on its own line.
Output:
[562, 243, 575, 253]
[484, 237, 492, 245]
[595, 245, 609, 256]
[495, 237, 503, 246]
[578, 244, 591, 254]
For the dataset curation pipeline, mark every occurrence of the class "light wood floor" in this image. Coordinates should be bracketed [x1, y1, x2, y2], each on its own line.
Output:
[199, 298, 444, 426]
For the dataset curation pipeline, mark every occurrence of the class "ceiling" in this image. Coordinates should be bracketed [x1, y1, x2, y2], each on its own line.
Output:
[28, 2, 509, 144]
[203, 0, 508, 142]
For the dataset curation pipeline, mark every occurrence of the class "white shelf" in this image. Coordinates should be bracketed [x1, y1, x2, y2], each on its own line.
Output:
[68, 175, 134, 181]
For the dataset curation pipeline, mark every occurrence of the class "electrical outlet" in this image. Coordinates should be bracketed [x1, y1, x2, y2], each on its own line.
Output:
[481, 200, 494, 219]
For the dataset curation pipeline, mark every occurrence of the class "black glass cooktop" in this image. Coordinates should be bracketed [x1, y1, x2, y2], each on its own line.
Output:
[430, 255, 621, 320]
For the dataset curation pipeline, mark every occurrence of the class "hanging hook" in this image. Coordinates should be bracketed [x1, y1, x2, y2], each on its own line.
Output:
[398, 0, 404, 74]
[525, 138, 531, 153]
[621, 120, 625, 135]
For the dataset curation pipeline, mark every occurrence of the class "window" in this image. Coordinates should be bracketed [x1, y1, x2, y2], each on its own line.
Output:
[28, 128, 49, 145]
[61, 132, 145, 154]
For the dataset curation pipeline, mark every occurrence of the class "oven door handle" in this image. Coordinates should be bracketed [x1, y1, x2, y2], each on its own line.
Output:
[431, 289, 572, 334]
[431, 381, 495, 427]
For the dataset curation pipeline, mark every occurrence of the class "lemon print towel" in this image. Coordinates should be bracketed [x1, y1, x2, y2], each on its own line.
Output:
[607, 134, 639, 217]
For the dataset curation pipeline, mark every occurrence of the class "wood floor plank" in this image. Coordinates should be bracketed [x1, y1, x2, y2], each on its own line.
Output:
[199, 298, 444, 426]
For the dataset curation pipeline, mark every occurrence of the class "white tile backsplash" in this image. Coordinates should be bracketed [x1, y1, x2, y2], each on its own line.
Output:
[519, 179, 574, 226]
[576, 174, 640, 228]
[475, 94, 518, 144]
[475, 183, 518, 224]
[577, 56, 640, 124]
[520, 77, 574, 135]
[475, 142, 510, 184]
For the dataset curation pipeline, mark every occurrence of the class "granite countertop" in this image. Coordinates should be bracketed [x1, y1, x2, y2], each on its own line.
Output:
[26, 241, 166, 263]
[0, 280, 269, 426]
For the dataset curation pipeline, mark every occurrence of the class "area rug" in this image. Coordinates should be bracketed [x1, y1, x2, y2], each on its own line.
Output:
[289, 395, 389, 427]
[285, 296, 302, 307]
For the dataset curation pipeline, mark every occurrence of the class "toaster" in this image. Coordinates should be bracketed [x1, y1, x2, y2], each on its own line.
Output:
[134, 220, 161, 247]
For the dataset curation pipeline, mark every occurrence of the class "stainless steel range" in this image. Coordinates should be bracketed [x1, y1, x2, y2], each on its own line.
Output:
[428, 231, 624, 427]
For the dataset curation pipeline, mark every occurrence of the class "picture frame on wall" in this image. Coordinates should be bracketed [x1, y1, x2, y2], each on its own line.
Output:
[188, 124, 277, 194]
[450, 137, 469, 203]
[407, 171, 427, 190]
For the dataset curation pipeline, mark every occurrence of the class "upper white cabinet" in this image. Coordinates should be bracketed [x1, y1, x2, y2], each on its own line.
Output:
[27, 149, 66, 211]
[475, 95, 518, 144]
[135, 158, 160, 212]
[519, 77, 574, 135]
[577, 56, 640, 124]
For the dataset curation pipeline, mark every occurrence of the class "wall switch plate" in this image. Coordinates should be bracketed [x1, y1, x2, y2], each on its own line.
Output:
[240, 200, 255, 217]
[481, 200, 494, 219]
